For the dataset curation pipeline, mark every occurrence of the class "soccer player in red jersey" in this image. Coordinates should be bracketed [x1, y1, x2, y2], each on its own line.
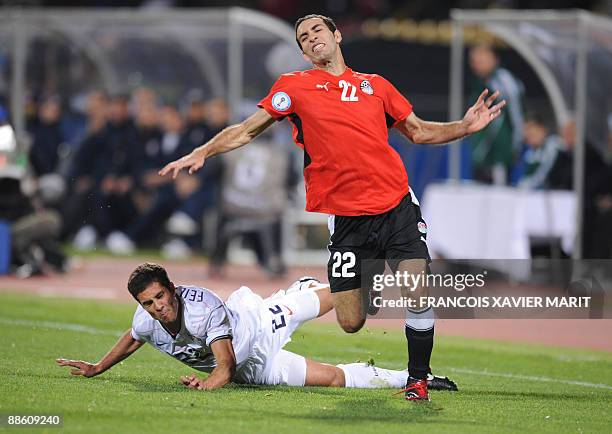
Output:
[160, 14, 505, 401]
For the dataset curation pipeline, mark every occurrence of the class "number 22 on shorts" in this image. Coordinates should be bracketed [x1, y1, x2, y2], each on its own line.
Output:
[331, 251, 356, 277]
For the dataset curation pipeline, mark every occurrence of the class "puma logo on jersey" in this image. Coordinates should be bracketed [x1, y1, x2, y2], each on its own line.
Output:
[316, 82, 330, 92]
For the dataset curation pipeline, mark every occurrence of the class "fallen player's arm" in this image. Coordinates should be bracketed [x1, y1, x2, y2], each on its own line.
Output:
[180, 338, 236, 391]
[56, 329, 144, 377]
[159, 109, 275, 179]
[396, 89, 506, 145]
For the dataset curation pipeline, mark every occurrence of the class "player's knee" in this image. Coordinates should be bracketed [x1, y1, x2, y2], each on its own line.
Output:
[329, 367, 345, 387]
[338, 316, 365, 333]
[315, 288, 334, 316]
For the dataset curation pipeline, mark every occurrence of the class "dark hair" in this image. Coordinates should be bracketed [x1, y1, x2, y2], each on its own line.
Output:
[525, 111, 551, 129]
[294, 14, 337, 50]
[127, 263, 172, 299]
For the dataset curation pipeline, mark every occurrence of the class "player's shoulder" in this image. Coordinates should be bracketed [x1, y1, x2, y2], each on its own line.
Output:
[178, 285, 228, 337]
[275, 70, 323, 87]
[278, 70, 315, 79]
[353, 70, 392, 85]
[275, 71, 303, 84]
[347, 68, 377, 79]
[177, 285, 224, 319]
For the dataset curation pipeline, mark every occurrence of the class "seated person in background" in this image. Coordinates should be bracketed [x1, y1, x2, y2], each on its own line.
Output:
[162, 97, 228, 259]
[513, 113, 564, 190]
[27, 95, 67, 208]
[131, 102, 163, 206]
[63, 90, 109, 244]
[106, 104, 203, 254]
[0, 174, 68, 277]
[87, 94, 140, 251]
[209, 136, 293, 278]
[28, 95, 64, 178]
[182, 89, 212, 149]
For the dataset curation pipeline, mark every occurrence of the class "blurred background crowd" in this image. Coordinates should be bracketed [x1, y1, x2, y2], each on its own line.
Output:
[0, 0, 610, 279]
[0, 87, 300, 277]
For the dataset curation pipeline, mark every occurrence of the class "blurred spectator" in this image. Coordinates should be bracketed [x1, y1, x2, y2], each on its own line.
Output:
[0, 176, 68, 277]
[89, 94, 140, 251]
[205, 97, 231, 136]
[562, 120, 612, 259]
[134, 102, 163, 186]
[512, 113, 564, 190]
[209, 137, 293, 278]
[161, 154, 223, 259]
[131, 86, 158, 114]
[63, 90, 109, 243]
[26, 96, 68, 207]
[28, 95, 64, 177]
[183, 88, 212, 149]
[85, 90, 109, 135]
[106, 104, 199, 254]
[162, 98, 228, 259]
[468, 43, 525, 185]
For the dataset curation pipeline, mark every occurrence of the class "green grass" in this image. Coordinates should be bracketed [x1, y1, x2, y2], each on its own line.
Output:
[0, 292, 611, 434]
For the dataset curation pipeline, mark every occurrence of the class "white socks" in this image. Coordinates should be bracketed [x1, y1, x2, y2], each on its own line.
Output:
[338, 363, 408, 388]
[405, 306, 434, 331]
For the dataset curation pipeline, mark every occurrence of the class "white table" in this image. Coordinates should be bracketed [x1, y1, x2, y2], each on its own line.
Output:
[422, 183, 576, 261]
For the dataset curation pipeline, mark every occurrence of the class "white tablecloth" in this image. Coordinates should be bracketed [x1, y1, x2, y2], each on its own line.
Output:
[421, 183, 576, 260]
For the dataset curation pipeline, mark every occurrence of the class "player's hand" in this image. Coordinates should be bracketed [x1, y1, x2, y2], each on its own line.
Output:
[159, 150, 206, 179]
[56, 358, 101, 378]
[462, 89, 506, 134]
[180, 373, 208, 391]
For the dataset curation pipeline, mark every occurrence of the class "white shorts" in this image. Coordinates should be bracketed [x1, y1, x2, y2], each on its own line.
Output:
[227, 286, 320, 386]
[264, 349, 307, 386]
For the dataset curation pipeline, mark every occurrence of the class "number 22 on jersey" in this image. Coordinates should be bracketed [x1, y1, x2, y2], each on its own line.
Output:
[339, 80, 359, 102]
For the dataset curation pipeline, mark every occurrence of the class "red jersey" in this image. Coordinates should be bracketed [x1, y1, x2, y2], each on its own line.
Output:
[258, 67, 413, 216]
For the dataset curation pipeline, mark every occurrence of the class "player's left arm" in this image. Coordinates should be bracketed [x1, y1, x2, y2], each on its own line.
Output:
[180, 338, 236, 391]
[396, 89, 506, 144]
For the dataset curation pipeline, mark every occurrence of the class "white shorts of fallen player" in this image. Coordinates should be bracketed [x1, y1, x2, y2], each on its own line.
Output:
[225, 284, 322, 387]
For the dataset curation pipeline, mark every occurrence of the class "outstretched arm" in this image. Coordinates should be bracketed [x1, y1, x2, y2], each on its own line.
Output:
[56, 330, 144, 377]
[159, 109, 275, 179]
[396, 89, 506, 145]
[180, 338, 236, 391]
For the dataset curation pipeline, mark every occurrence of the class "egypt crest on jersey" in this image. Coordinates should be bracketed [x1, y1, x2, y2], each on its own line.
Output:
[360, 80, 374, 95]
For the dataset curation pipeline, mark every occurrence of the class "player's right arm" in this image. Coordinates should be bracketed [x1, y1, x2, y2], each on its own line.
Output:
[158, 109, 275, 179]
[56, 329, 144, 377]
[180, 338, 236, 391]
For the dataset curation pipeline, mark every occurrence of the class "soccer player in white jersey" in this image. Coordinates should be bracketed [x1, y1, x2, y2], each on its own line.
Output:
[57, 263, 415, 390]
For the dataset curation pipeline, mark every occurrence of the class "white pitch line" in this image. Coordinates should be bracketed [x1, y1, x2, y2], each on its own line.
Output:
[0, 318, 123, 337]
[443, 367, 612, 390]
[3, 318, 611, 391]
[37, 287, 119, 299]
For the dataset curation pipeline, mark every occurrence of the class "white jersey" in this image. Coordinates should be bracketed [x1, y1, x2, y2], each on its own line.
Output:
[130, 285, 259, 373]
[131, 284, 320, 385]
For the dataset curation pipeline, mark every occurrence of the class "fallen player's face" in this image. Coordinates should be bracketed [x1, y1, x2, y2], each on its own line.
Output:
[136, 282, 179, 324]
[296, 18, 339, 62]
